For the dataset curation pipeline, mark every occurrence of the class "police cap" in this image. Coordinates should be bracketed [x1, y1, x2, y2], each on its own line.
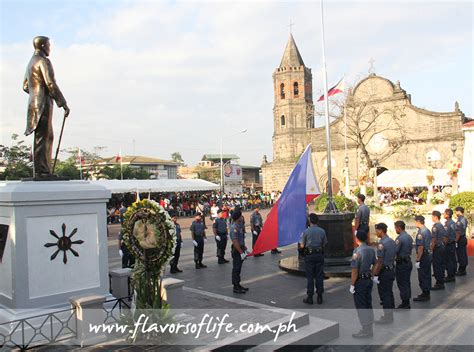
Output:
[232, 210, 242, 221]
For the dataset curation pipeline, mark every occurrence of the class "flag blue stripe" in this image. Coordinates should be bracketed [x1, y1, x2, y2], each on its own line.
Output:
[277, 147, 310, 247]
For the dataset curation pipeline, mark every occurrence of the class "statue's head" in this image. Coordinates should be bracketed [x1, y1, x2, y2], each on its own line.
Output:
[33, 36, 50, 56]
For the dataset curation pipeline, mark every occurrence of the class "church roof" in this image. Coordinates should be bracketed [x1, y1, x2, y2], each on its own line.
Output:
[279, 34, 305, 68]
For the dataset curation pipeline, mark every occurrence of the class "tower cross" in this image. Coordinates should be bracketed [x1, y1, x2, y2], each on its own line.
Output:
[368, 58, 376, 74]
[289, 20, 295, 34]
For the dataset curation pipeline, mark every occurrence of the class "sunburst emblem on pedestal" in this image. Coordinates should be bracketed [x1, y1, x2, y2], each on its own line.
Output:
[44, 223, 84, 264]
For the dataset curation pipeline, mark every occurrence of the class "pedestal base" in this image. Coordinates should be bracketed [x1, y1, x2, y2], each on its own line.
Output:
[279, 256, 352, 278]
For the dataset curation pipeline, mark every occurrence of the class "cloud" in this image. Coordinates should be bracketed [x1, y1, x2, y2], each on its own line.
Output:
[1, 0, 471, 166]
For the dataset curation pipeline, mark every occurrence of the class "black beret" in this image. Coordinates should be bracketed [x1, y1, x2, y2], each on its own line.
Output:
[356, 229, 368, 242]
[231, 210, 242, 221]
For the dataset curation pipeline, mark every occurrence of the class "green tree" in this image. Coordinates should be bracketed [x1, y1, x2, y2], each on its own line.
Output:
[0, 134, 33, 180]
[171, 152, 184, 164]
[196, 166, 219, 183]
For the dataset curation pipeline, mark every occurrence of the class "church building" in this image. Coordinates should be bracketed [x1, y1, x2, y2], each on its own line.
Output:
[262, 35, 470, 193]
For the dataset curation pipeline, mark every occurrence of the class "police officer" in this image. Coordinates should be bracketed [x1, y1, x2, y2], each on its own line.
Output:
[413, 215, 432, 301]
[250, 206, 264, 257]
[213, 210, 229, 264]
[394, 220, 413, 309]
[169, 213, 183, 274]
[455, 206, 468, 276]
[443, 208, 457, 282]
[355, 194, 370, 239]
[230, 210, 249, 294]
[190, 214, 207, 269]
[300, 213, 327, 305]
[372, 223, 396, 324]
[350, 229, 376, 338]
[118, 230, 135, 269]
[431, 210, 448, 290]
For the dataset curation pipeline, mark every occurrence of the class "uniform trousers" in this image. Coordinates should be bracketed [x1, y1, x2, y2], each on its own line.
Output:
[456, 237, 468, 270]
[231, 246, 246, 286]
[304, 252, 324, 296]
[353, 278, 374, 330]
[444, 242, 457, 277]
[395, 260, 412, 301]
[378, 269, 395, 312]
[170, 242, 181, 270]
[432, 246, 445, 285]
[252, 226, 261, 249]
[215, 234, 227, 260]
[194, 237, 204, 263]
[417, 252, 432, 292]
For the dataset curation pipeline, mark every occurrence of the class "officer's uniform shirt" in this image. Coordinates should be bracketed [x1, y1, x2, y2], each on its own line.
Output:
[300, 225, 327, 249]
[250, 212, 263, 228]
[415, 226, 432, 251]
[432, 222, 447, 246]
[455, 216, 467, 237]
[356, 204, 370, 225]
[175, 223, 182, 243]
[444, 218, 456, 242]
[376, 235, 397, 266]
[395, 231, 413, 257]
[351, 243, 376, 273]
[237, 218, 246, 234]
[213, 218, 228, 235]
[190, 220, 205, 238]
[229, 223, 246, 248]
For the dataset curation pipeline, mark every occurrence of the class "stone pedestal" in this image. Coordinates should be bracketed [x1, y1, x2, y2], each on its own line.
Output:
[0, 181, 111, 320]
[279, 212, 355, 277]
[109, 268, 132, 300]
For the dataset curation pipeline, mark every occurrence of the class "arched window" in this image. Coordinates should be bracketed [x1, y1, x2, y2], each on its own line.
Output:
[280, 115, 285, 127]
[280, 83, 285, 99]
[293, 82, 299, 96]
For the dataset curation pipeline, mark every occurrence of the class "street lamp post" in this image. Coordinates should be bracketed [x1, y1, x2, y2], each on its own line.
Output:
[344, 155, 350, 197]
[450, 141, 459, 195]
[219, 129, 247, 205]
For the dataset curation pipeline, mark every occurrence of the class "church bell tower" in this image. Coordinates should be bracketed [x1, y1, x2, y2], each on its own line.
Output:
[272, 34, 314, 161]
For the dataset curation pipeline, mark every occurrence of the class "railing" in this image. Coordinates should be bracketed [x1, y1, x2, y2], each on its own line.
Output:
[0, 306, 77, 350]
[102, 296, 132, 325]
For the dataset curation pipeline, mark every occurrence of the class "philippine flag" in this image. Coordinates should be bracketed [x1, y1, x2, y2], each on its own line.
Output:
[250, 144, 320, 255]
[317, 77, 345, 102]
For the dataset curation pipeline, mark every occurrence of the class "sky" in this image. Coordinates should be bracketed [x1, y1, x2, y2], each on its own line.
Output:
[1, 0, 472, 166]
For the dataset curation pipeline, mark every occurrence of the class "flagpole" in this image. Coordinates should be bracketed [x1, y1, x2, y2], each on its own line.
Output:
[320, 0, 337, 213]
[78, 148, 83, 180]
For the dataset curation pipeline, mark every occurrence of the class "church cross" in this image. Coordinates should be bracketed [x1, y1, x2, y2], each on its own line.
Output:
[368, 58, 376, 74]
[289, 20, 295, 34]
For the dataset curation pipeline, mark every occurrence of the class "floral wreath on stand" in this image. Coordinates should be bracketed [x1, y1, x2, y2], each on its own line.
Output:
[122, 200, 175, 310]
[426, 165, 434, 186]
[447, 158, 461, 179]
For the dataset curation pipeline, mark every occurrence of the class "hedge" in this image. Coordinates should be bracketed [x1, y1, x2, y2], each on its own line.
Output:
[449, 192, 474, 214]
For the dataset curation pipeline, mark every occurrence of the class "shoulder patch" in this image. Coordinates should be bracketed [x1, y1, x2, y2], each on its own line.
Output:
[417, 234, 423, 240]
[378, 243, 384, 250]
[352, 253, 358, 260]
[395, 239, 400, 245]
[432, 227, 437, 232]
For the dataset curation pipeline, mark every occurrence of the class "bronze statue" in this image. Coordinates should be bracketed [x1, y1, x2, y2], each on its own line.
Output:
[23, 36, 70, 177]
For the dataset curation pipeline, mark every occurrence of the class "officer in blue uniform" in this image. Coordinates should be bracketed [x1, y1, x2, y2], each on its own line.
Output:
[190, 213, 207, 269]
[455, 206, 468, 276]
[350, 229, 376, 338]
[169, 213, 183, 273]
[250, 207, 264, 257]
[213, 210, 229, 264]
[372, 223, 396, 324]
[394, 220, 413, 309]
[413, 215, 432, 301]
[443, 208, 457, 282]
[431, 210, 448, 290]
[229, 210, 249, 294]
[300, 213, 327, 305]
[355, 194, 370, 238]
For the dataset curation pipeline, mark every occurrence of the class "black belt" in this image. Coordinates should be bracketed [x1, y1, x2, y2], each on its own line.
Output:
[422, 249, 431, 255]
[396, 256, 411, 264]
[305, 248, 324, 255]
[381, 264, 395, 271]
[434, 244, 445, 248]
[359, 272, 372, 279]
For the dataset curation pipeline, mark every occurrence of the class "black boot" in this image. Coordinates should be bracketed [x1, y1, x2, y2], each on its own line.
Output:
[444, 276, 455, 282]
[238, 284, 249, 291]
[431, 283, 445, 290]
[170, 266, 178, 274]
[317, 294, 323, 305]
[199, 262, 207, 268]
[303, 295, 313, 304]
[413, 292, 430, 301]
[195, 262, 201, 269]
[396, 300, 410, 309]
[233, 285, 246, 294]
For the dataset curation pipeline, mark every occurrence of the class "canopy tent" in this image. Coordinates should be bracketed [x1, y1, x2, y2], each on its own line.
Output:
[377, 169, 451, 188]
[90, 179, 219, 194]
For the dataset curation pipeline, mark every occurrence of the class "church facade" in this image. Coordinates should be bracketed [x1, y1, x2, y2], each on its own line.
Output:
[262, 35, 469, 192]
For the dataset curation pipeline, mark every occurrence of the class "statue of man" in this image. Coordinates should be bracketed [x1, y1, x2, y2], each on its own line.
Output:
[23, 36, 70, 176]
